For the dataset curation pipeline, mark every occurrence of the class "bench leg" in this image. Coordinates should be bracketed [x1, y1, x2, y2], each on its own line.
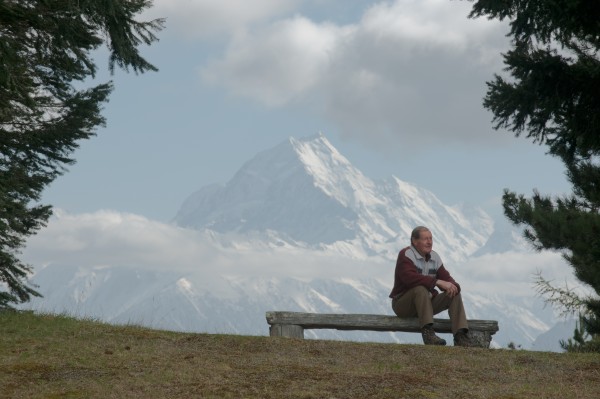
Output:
[468, 330, 492, 348]
[269, 324, 304, 339]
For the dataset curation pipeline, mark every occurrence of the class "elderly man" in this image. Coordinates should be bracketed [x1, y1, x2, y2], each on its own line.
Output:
[389, 226, 470, 346]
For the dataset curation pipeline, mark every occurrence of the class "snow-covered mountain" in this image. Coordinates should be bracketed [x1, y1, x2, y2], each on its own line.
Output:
[472, 216, 530, 256]
[174, 134, 493, 264]
[21, 134, 573, 351]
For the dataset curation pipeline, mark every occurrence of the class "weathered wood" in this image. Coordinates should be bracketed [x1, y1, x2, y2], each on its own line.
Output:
[266, 311, 499, 333]
[269, 323, 304, 339]
[468, 330, 494, 348]
[265, 311, 499, 348]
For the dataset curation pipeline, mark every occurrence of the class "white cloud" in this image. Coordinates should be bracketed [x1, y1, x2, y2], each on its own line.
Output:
[361, 0, 476, 51]
[23, 209, 219, 270]
[198, 0, 511, 152]
[201, 16, 352, 106]
[22, 209, 388, 282]
[462, 251, 566, 283]
[22, 209, 585, 302]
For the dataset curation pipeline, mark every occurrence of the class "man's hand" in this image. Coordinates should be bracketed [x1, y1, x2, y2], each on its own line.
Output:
[436, 280, 458, 298]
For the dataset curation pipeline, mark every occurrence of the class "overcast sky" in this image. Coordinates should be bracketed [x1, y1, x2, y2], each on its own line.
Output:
[21, 0, 584, 311]
[38, 0, 570, 222]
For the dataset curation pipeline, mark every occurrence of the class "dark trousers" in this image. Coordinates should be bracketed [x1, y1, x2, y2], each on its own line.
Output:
[392, 285, 468, 334]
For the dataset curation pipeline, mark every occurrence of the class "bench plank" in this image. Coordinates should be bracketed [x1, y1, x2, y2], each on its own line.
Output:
[266, 311, 499, 348]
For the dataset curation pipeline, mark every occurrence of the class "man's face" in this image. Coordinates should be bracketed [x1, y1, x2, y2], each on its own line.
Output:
[413, 230, 433, 256]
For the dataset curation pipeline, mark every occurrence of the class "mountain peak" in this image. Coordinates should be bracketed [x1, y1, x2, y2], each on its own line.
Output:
[288, 133, 353, 174]
[173, 134, 492, 260]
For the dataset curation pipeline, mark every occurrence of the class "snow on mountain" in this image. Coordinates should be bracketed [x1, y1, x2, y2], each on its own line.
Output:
[472, 216, 531, 256]
[20, 134, 574, 350]
[173, 134, 493, 264]
[22, 244, 402, 340]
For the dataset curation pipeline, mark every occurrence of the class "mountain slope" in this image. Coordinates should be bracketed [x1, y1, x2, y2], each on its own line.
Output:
[174, 134, 493, 263]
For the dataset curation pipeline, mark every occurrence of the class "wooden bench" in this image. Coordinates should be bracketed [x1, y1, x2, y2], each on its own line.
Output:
[266, 311, 499, 348]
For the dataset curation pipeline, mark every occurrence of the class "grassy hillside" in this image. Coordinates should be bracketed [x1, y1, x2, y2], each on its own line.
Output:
[1, 311, 599, 398]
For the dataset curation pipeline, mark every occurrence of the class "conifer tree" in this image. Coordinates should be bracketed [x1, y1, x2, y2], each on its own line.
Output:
[467, 0, 600, 351]
[0, 1, 164, 307]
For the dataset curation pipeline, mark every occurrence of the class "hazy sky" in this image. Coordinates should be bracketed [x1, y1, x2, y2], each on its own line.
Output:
[38, 0, 570, 223]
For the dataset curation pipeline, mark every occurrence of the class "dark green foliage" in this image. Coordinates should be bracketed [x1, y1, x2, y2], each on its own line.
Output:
[468, 0, 600, 351]
[560, 314, 600, 353]
[0, 1, 164, 308]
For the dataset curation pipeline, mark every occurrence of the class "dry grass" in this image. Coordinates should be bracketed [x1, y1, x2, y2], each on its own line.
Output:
[1, 310, 599, 398]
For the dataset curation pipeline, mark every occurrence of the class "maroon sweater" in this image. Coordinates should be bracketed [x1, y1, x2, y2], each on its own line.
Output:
[389, 245, 460, 299]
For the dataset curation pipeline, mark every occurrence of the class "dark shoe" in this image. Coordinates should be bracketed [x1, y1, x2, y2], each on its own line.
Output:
[421, 325, 446, 346]
[453, 330, 471, 347]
